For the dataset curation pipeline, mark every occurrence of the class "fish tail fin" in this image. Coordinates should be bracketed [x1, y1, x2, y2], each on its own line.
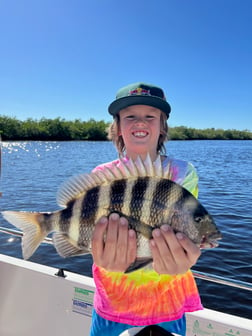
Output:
[2, 211, 51, 259]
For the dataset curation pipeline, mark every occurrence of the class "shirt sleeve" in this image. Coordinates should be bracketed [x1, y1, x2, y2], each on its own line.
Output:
[182, 162, 199, 198]
[167, 157, 199, 198]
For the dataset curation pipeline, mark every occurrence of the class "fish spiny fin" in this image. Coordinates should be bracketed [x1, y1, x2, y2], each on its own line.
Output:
[53, 233, 90, 257]
[93, 170, 110, 184]
[57, 173, 98, 207]
[126, 157, 139, 177]
[103, 166, 118, 181]
[134, 156, 147, 176]
[144, 153, 155, 176]
[110, 162, 125, 179]
[94, 154, 165, 182]
[117, 159, 132, 178]
[1, 211, 49, 260]
[163, 158, 173, 179]
[116, 155, 161, 179]
[57, 154, 167, 207]
[153, 155, 163, 177]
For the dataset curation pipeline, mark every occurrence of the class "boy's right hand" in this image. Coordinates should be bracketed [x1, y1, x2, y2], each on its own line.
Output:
[91, 213, 137, 272]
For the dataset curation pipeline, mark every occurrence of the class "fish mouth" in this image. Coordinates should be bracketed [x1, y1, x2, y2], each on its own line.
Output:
[199, 232, 222, 249]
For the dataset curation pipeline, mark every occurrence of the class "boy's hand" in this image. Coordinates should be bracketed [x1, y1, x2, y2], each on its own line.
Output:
[91, 213, 137, 272]
[150, 225, 201, 275]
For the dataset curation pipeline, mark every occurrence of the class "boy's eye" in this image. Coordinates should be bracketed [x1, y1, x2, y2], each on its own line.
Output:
[125, 115, 156, 120]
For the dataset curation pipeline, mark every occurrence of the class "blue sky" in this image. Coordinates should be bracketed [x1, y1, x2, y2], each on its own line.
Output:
[0, 0, 251, 130]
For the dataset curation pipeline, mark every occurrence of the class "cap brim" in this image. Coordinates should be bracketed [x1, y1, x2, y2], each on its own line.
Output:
[108, 96, 171, 118]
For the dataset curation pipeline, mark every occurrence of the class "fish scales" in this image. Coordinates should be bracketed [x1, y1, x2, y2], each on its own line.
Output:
[96, 181, 112, 222]
[109, 179, 127, 213]
[128, 177, 167, 229]
[59, 200, 75, 233]
[130, 177, 149, 226]
[120, 178, 135, 218]
[81, 186, 101, 221]
[70, 198, 83, 244]
[38, 212, 55, 236]
[95, 178, 138, 220]
[1, 154, 222, 270]
[77, 180, 127, 248]
[149, 179, 170, 226]
[142, 178, 161, 227]
[77, 186, 101, 247]
[148, 179, 179, 227]
[170, 188, 203, 241]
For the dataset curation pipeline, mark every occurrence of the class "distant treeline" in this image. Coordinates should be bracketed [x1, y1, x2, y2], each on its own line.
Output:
[0, 115, 251, 141]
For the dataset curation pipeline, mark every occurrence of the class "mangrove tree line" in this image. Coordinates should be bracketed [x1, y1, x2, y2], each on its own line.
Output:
[0, 115, 251, 141]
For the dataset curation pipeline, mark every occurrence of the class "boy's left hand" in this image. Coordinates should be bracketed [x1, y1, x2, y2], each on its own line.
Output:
[150, 224, 201, 275]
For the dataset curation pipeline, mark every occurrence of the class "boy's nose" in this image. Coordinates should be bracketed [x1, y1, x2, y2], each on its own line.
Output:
[135, 117, 146, 125]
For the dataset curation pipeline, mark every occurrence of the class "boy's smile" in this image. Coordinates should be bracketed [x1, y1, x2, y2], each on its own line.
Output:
[119, 105, 162, 161]
[132, 131, 149, 138]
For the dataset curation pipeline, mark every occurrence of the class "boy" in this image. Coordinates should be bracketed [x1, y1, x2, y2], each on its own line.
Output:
[90, 82, 202, 336]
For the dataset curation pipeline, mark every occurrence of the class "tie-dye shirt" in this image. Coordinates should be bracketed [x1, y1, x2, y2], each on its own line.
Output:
[92, 156, 203, 325]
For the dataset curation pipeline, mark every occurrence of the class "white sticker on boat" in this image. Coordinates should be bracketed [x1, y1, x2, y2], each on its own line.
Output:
[72, 287, 94, 317]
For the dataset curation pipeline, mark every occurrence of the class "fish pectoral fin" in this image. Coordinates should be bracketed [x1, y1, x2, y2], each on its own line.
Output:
[53, 233, 89, 258]
[129, 219, 153, 239]
[124, 258, 153, 274]
[110, 211, 153, 240]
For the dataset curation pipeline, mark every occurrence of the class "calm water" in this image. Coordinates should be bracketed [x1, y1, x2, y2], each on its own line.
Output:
[0, 140, 251, 319]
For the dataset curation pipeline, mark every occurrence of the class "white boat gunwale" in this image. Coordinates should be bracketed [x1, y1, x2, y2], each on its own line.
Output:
[0, 254, 251, 336]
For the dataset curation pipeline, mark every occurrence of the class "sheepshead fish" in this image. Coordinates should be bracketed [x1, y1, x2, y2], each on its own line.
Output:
[1, 155, 221, 272]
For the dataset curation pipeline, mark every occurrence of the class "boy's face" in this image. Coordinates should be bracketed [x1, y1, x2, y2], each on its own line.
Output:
[118, 105, 161, 160]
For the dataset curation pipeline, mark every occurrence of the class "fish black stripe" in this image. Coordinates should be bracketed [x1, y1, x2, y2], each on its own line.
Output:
[129, 177, 149, 223]
[59, 199, 75, 233]
[109, 179, 127, 213]
[81, 186, 100, 221]
[77, 186, 100, 246]
[149, 179, 175, 226]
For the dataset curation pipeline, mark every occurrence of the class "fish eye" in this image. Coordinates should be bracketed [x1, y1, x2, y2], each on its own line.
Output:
[194, 217, 202, 223]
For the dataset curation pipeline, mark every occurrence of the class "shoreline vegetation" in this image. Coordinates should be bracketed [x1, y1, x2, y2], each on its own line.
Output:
[1, 116, 251, 141]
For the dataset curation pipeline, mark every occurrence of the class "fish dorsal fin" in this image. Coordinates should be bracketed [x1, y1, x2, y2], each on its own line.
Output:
[153, 155, 162, 176]
[57, 173, 99, 207]
[143, 153, 154, 176]
[117, 159, 133, 178]
[134, 155, 146, 176]
[56, 154, 167, 207]
[118, 154, 164, 178]
[123, 157, 138, 177]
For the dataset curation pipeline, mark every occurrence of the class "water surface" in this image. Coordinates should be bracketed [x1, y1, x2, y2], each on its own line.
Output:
[0, 140, 251, 318]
